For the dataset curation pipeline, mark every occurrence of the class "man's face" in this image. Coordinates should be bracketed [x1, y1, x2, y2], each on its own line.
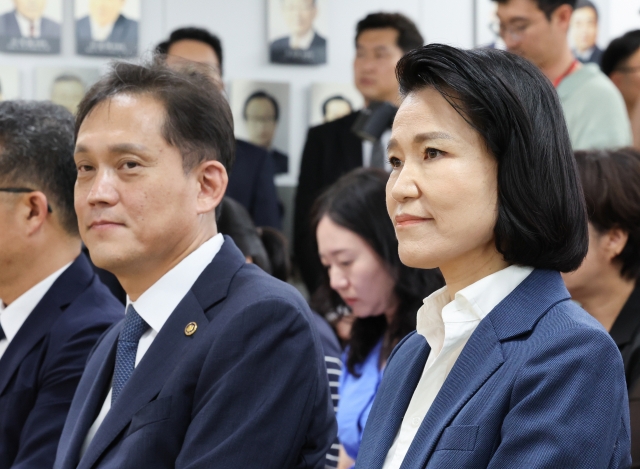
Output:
[0, 183, 25, 288]
[611, 48, 640, 111]
[353, 28, 404, 105]
[166, 40, 222, 89]
[51, 79, 85, 115]
[570, 6, 598, 53]
[496, 0, 568, 69]
[245, 97, 277, 148]
[74, 93, 205, 279]
[282, 0, 316, 38]
[89, 0, 125, 28]
[13, 0, 47, 21]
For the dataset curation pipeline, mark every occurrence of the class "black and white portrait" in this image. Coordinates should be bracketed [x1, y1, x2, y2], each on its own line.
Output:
[0, 0, 61, 54]
[36, 67, 101, 114]
[309, 82, 363, 126]
[0, 66, 20, 100]
[75, 0, 139, 57]
[474, 0, 506, 49]
[268, 0, 328, 65]
[231, 80, 290, 175]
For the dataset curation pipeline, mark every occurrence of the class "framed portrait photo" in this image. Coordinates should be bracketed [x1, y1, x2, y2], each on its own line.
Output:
[231, 80, 291, 175]
[0, 0, 62, 54]
[0, 66, 20, 100]
[75, 0, 140, 57]
[36, 67, 101, 115]
[569, 0, 606, 65]
[474, 0, 505, 49]
[268, 0, 328, 65]
[309, 82, 363, 127]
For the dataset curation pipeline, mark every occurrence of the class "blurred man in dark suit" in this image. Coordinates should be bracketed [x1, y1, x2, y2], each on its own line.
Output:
[0, 101, 122, 469]
[76, 0, 137, 57]
[270, 0, 326, 65]
[570, 0, 602, 64]
[0, 0, 60, 38]
[157, 27, 282, 229]
[294, 12, 423, 292]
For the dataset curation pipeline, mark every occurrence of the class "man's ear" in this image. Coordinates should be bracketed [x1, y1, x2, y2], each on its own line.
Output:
[553, 4, 574, 30]
[23, 191, 50, 236]
[195, 160, 228, 215]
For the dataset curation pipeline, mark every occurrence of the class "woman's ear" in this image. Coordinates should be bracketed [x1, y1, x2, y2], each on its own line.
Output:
[605, 227, 630, 261]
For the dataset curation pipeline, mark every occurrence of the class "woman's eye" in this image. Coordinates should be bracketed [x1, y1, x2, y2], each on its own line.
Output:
[388, 157, 402, 168]
[425, 148, 444, 159]
[339, 260, 353, 268]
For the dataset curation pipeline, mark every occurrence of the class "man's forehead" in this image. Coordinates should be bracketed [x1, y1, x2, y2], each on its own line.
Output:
[167, 40, 220, 66]
[496, 0, 544, 18]
[356, 28, 400, 48]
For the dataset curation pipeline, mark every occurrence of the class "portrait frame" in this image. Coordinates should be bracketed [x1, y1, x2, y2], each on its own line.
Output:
[0, 66, 20, 100]
[35, 67, 101, 115]
[309, 82, 363, 127]
[0, 0, 62, 54]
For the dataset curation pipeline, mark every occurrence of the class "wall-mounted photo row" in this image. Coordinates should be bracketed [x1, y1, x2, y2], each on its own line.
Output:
[36, 67, 101, 114]
[268, 0, 328, 65]
[309, 82, 363, 127]
[0, 0, 62, 54]
[230, 80, 290, 175]
[75, 0, 139, 57]
[0, 66, 20, 100]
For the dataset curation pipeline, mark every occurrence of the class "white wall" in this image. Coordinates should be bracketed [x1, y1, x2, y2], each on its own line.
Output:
[0, 0, 475, 184]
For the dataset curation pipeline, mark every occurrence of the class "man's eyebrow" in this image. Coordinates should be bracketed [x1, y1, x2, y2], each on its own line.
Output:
[75, 143, 150, 155]
[387, 131, 456, 152]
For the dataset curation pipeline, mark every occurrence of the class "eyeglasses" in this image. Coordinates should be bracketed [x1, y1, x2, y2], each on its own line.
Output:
[0, 187, 52, 213]
[616, 65, 640, 74]
[490, 21, 533, 42]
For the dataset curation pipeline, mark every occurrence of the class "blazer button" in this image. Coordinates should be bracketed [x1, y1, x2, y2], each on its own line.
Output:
[184, 322, 198, 336]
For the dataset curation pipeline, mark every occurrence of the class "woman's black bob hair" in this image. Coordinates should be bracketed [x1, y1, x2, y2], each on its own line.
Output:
[396, 44, 588, 272]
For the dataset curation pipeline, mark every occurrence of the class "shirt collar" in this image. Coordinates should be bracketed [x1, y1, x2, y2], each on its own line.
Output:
[417, 265, 534, 336]
[289, 29, 315, 49]
[89, 15, 117, 42]
[126, 234, 224, 334]
[14, 11, 42, 38]
[0, 261, 72, 342]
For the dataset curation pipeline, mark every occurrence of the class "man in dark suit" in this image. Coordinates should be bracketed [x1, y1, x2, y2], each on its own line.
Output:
[270, 0, 326, 65]
[0, 101, 122, 469]
[294, 12, 423, 292]
[76, 0, 137, 57]
[0, 0, 60, 38]
[570, 0, 602, 64]
[157, 27, 282, 229]
[54, 57, 335, 469]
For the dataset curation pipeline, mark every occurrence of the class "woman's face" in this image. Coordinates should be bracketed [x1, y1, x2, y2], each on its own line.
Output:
[316, 215, 397, 319]
[386, 87, 499, 272]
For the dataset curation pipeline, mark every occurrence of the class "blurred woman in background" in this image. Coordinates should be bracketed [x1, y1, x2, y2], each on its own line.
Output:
[312, 168, 444, 469]
[563, 147, 640, 467]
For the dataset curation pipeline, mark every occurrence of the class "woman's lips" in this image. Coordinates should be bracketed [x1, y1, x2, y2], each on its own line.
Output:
[395, 214, 431, 227]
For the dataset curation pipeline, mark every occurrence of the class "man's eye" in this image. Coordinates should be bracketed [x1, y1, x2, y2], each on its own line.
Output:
[389, 157, 402, 168]
[123, 161, 139, 169]
[77, 165, 94, 172]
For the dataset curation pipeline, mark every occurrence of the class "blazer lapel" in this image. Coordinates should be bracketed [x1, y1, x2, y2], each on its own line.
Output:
[79, 237, 246, 469]
[400, 319, 505, 469]
[0, 255, 93, 396]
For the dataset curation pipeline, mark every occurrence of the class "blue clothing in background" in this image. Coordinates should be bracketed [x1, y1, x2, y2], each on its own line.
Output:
[337, 339, 384, 464]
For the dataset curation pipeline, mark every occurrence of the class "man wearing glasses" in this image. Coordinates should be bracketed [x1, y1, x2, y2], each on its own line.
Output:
[0, 101, 122, 469]
[493, 0, 631, 150]
[602, 30, 640, 149]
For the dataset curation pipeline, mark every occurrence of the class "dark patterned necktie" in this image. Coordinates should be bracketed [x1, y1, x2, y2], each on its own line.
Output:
[0, 323, 5, 341]
[111, 304, 149, 404]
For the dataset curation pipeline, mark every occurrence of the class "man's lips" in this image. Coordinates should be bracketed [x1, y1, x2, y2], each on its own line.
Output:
[88, 220, 125, 230]
[395, 214, 431, 227]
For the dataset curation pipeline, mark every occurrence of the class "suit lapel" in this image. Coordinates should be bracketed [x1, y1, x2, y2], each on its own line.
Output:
[399, 319, 505, 469]
[0, 255, 92, 396]
[79, 237, 246, 469]
[338, 112, 364, 170]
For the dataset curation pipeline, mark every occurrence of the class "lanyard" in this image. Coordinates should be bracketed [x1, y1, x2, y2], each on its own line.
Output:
[553, 59, 580, 88]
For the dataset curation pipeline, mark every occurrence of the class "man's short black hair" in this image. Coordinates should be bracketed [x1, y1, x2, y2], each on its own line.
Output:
[575, 0, 598, 20]
[156, 27, 224, 74]
[322, 95, 353, 117]
[0, 101, 78, 235]
[76, 57, 235, 174]
[601, 30, 640, 76]
[243, 90, 279, 121]
[575, 148, 640, 279]
[492, 0, 576, 19]
[355, 13, 424, 54]
[396, 44, 588, 272]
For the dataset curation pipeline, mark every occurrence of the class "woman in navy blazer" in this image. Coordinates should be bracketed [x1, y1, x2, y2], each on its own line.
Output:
[354, 44, 631, 468]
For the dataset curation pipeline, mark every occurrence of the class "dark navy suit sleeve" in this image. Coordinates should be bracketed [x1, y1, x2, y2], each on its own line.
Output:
[487, 327, 631, 468]
[175, 297, 336, 468]
[250, 147, 281, 229]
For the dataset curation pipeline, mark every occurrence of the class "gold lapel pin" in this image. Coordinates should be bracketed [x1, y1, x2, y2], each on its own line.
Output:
[184, 322, 198, 336]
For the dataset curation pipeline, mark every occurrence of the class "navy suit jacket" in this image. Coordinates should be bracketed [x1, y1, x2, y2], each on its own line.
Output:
[355, 270, 631, 468]
[0, 11, 60, 38]
[54, 237, 336, 469]
[76, 15, 137, 56]
[270, 32, 327, 64]
[227, 139, 281, 229]
[0, 254, 122, 469]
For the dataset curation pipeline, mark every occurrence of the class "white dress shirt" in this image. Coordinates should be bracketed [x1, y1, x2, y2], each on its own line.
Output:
[89, 17, 116, 41]
[382, 265, 533, 469]
[288, 28, 315, 49]
[14, 11, 42, 38]
[362, 128, 392, 171]
[0, 262, 72, 359]
[81, 234, 224, 455]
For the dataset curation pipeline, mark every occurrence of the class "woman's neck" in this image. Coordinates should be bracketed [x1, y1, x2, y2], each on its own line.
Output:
[575, 275, 636, 331]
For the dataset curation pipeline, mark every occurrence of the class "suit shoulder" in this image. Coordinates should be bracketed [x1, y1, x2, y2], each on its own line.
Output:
[308, 111, 359, 135]
[57, 277, 123, 330]
[230, 264, 308, 309]
[235, 139, 268, 160]
[270, 36, 289, 50]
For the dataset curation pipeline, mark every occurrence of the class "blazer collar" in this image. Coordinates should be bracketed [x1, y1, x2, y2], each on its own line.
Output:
[0, 254, 93, 396]
[399, 269, 570, 467]
[77, 237, 246, 469]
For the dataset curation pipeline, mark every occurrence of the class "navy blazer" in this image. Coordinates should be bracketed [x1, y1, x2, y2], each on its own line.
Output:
[54, 237, 336, 469]
[355, 270, 631, 468]
[0, 254, 122, 469]
[0, 11, 60, 38]
[76, 15, 138, 56]
[227, 139, 281, 229]
[270, 32, 327, 65]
